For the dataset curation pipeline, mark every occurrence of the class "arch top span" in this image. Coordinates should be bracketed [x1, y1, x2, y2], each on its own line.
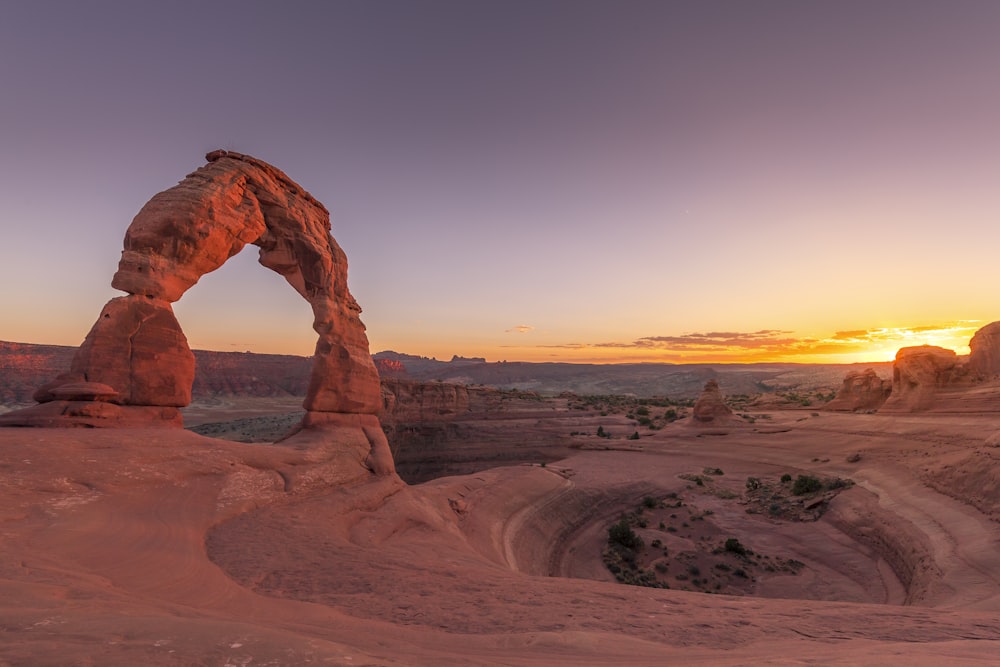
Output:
[2, 150, 394, 480]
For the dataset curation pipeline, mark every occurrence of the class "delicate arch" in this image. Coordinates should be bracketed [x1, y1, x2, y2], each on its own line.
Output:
[5, 151, 393, 476]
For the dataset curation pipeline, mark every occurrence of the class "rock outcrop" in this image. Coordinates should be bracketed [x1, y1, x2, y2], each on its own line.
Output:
[691, 380, 733, 423]
[0, 151, 393, 479]
[380, 378, 471, 423]
[879, 346, 963, 413]
[824, 368, 892, 412]
[968, 321, 1000, 379]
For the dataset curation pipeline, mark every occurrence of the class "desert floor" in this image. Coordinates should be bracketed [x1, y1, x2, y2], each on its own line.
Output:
[2, 409, 1000, 665]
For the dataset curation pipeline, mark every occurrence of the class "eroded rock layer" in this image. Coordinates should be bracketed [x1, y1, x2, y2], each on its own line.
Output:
[824, 368, 892, 412]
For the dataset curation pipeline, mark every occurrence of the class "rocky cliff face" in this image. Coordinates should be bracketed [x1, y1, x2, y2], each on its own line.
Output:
[880, 346, 965, 413]
[824, 368, 892, 412]
[380, 378, 471, 423]
[968, 321, 1000, 379]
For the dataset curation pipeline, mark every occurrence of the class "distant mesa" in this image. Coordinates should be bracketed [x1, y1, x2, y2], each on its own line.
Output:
[825, 368, 892, 412]
[691, 380, 734, 424]
[0, 150, 394, 480]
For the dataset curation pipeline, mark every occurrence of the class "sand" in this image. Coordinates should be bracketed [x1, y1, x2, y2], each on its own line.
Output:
[1, 409, 1000, 665]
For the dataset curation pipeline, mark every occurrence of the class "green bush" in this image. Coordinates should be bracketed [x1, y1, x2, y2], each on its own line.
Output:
[780, 473, 792, 483]
[724, 538, 748, 556]
[792, 475, 822, 495]
[608, 520, 643, 551]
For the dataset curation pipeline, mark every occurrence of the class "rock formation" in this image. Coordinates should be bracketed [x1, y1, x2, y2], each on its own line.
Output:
[691, 380, 733, 423]
[824, 368, 892, 412]
[879, 346, 962, 413]
[380, 378, 471, 423]
[968, 321, 1000, 379]
[0, 151, 393, 478]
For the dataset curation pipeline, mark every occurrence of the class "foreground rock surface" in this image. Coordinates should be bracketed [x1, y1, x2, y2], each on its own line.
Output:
[2, 409, 1000, 665]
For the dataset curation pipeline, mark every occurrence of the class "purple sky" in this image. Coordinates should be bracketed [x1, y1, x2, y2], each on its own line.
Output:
[2, 1, 999, 363]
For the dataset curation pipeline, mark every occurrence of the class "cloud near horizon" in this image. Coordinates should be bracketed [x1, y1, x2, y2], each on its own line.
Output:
[526, 322, 980, 362]
[506, 324, 535, 334]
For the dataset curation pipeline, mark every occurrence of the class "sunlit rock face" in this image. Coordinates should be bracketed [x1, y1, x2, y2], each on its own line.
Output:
[880, 345, 961, 413]
[968, 321, 1000, 379]
[1, 150, 394, 478]
[691, 380, 733, 423]
[824, 368, 892, 412]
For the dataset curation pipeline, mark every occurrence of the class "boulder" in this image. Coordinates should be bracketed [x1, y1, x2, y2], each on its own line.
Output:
[824, 368, 892, 412]
[691, 380, 733, 423]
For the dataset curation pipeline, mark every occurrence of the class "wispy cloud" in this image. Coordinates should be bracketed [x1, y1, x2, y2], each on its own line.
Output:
[522, 322, 980, 362]
[506, 324, 535, 334]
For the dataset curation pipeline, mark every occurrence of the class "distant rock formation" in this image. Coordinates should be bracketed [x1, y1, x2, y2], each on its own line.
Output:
[374, 358, 408, 378]
[691, 380, 733, 423]
[824, 368, 892, 412]
[879, 346, 963, 413]
[380, 378, 471, 423]
[968, 321, 1000, 379]
[0, 151, 393, 479]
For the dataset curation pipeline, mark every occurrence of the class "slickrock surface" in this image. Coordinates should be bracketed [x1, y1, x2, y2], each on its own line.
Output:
[2, 410, 1000, 665]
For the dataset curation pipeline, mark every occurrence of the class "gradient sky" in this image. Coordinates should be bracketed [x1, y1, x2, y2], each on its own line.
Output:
[2, 1, 998, 364]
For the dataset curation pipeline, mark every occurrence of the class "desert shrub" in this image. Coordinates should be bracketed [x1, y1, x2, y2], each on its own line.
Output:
[664, 408, 678, 421]
[629, 431, 641, 440]
[780, 473, 792, 483]
[596, 425, 606, 438]
[688, 564, 701, 576]
[608, 520, 643, 551]
[642, 496, 658, 509]
[792, 475, 822, 495]
[636, 406, 650, 416]
[746, 477, 761, 491]
[703, 467, 724, 476]
[650, 538, 662, 548]
[724, 538, 748, 556]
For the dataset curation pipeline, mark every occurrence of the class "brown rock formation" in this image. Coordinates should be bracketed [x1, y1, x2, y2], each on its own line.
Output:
[1, 150, 393, 478]
[968, 321, 1000, 379]
[824, 368, 892, 412]
[691, 380, 733, 423]
[380, 378, 471, 423]
[879, 346, 961, 413]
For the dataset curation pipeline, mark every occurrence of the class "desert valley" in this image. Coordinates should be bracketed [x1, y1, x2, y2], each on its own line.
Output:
[2, 151, 1000, 666]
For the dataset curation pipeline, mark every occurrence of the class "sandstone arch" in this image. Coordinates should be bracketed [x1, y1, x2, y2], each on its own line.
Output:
[2, 151, 394, 476]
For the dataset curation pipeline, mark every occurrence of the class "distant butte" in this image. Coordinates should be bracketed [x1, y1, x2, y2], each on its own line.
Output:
[0, 150, 394, 481]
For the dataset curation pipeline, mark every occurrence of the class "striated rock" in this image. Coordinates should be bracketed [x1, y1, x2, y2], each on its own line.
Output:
[380, 379, 471, 423]
[691, 380, 733, 423]
[2, 150, 394, 479]
[968, 321, 1000, 379]
[824, 368, 892, 412]
[35, 295, 194, 407]
[879, 346, 961, 413]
